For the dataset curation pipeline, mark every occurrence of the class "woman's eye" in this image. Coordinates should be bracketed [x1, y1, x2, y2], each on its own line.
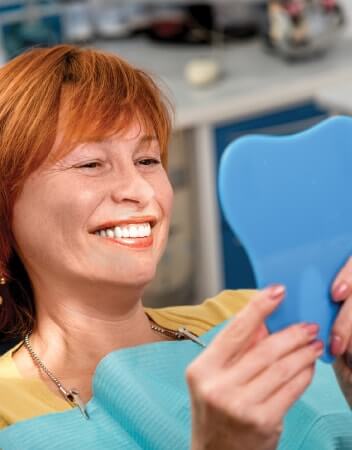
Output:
[76, 161, 102, 169]
[138, 158, 161, 166]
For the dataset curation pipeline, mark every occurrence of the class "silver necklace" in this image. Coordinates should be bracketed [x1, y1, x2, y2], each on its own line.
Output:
[24, 332, 89, 419]
[23, 320, 206, 420]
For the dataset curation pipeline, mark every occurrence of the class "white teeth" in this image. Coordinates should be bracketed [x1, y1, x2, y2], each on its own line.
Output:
[95, 222, 153, 239]
[129, 226, 138, 238]
[114, 226, 122, 238]
[106, 229, 114, 238]
[121, 227, 130, 238]
[138, 225, 145, 237]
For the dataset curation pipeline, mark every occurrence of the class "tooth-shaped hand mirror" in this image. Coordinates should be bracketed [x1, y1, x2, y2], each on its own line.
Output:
[218, 116, 352, 363]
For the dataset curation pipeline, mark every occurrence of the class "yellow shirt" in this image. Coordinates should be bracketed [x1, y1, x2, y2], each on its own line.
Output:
[0, 289, 253, 430]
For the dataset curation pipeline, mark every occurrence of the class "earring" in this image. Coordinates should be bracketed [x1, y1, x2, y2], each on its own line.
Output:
[0, 274, 7, 306]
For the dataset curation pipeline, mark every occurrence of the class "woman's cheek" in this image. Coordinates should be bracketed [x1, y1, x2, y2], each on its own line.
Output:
[160, 175, 174, 215]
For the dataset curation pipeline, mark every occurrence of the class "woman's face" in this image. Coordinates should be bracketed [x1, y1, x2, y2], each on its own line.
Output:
[11, 121, 174, 290]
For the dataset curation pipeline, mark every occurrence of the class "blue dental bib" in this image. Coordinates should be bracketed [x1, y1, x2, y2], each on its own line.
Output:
[0, 321, 351, 450]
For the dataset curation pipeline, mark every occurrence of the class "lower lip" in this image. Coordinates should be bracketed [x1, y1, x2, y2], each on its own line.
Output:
[94, 234, 153, 249]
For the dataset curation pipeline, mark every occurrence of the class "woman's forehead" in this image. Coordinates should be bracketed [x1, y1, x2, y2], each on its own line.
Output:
[50, 121, 160, 163]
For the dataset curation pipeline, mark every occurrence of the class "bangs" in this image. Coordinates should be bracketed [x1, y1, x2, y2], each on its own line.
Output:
[48, 50, 173, 167]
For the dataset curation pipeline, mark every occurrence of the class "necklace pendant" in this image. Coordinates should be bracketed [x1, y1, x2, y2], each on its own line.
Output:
[67, 389, 89, 420]
[177, 327, 207, 348]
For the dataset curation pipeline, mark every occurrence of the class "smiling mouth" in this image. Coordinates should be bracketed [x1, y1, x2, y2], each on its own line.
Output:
[94, 221, 152, 238]
[90, 222, 154, 249]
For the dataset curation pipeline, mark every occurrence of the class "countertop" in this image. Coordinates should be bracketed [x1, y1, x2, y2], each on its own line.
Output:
[93, 36, 352, 129]
[316, 80, 352, 114]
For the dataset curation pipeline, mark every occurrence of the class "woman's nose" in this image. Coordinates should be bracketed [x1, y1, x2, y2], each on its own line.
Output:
[110, 168, 155, 207]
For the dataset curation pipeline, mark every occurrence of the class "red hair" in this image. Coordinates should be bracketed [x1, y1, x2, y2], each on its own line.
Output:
[0, 44, 173, 337]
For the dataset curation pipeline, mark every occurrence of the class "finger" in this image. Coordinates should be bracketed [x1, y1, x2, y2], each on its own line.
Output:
[249, 323, 270, 348]
[227, 322, 319, 384]
[203, 285, 286, 367]
[330, 296, 352, 356]
[332, 256, 352, 301]
[243, 340, 323, 404]
[232, 324, 269, 366]
[254, 364, 316, 426]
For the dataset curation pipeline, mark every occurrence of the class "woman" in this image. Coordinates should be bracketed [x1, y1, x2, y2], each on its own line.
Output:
[0, 44, 351, 449]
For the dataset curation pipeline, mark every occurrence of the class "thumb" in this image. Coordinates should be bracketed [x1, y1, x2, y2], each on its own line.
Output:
[204, 285, 285, 367]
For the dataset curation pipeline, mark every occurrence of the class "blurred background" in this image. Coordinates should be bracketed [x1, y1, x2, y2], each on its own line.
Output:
[1, 0, 351, 307]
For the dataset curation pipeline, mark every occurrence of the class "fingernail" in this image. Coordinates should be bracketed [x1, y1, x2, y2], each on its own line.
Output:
[333, 282, 349, 300]
[302, 323, 319, 336]
[330, 334, 344, 356]
[311, 340, 324, 354]
[267, 284, 285, 301]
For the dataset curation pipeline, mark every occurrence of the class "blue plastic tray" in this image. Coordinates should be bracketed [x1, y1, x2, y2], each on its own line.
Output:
[218, 116, 352, 363]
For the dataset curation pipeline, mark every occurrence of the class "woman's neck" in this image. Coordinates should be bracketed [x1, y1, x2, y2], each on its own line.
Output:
[12, 283, 166, 402]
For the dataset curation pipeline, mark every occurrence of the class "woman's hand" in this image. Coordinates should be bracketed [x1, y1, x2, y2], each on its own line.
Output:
[331, 257, 352, 407]
[186, 286, 322, 450]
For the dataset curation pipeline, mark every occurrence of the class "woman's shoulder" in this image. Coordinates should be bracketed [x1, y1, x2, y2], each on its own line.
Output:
[0, 342, 21, 377]
[0, 344, 21, 429]
[145, 289, 256, 336]
[0, 343, 70, 429]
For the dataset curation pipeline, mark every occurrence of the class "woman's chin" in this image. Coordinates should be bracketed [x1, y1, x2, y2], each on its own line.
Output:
[107, 267, 157, 289]
[131, 267, 157, 287]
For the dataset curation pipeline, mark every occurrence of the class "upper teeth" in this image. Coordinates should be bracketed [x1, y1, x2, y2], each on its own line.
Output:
[95, 222, 152, 239]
